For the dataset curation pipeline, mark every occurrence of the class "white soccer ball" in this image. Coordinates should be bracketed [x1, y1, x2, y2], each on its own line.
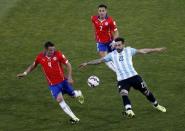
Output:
[87, 75, 100, 87]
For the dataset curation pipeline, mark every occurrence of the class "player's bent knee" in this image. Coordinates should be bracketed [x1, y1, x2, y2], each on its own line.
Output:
[56, 96, 63, 102]
[56, 97, 63, 102]
[120, 89, 128, 96]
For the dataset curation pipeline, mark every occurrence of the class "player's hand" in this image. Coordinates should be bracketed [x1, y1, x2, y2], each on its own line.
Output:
[67, 76, 74, 84]
[17, 72, 27, 78]
[156, 47, 167, 52]
[110, 40, 116, 50]
[79, 63, 87, 68]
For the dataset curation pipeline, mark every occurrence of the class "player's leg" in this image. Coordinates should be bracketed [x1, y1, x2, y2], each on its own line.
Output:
[57, 93, 80, 124]
[132, 75, 166, 112]
[62, 79, 84, 104]
[49, 84, 80, 124]
[97, 43, 116, 72]
[118, 80, 135, 118]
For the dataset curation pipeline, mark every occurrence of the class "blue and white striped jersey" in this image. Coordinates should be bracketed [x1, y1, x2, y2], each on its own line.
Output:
[103, 47, 138, 81]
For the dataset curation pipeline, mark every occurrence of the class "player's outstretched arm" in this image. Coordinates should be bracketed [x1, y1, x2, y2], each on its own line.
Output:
[136, 47, 166, 54]
[17, 62, 37, 78]
[79, 58, 104, 68]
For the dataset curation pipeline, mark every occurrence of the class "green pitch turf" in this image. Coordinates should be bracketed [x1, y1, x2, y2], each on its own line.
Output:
[0, 0, 185, 130]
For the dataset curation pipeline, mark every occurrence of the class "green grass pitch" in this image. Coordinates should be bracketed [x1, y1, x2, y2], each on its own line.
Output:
[0, 0, 185, 130]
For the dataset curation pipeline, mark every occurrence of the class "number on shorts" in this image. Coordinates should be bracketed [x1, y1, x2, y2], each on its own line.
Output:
[141, 81, 147, 88]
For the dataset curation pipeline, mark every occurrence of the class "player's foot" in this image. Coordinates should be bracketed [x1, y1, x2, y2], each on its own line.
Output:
[70, 117, 80, 124]
[155, 104, 166, 112]
[77, 90, 84, 104]
[123, 110, 135, 118]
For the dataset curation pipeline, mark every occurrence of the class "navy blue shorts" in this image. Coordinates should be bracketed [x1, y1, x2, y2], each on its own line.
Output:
[49, 80, 75, 99]
[96, 41, 113, 53]
[117, 75, 148, 93]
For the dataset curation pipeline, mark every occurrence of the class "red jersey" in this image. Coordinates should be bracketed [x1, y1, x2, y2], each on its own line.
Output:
[34, 51, 68, 86]
[91, 15, 117, 43]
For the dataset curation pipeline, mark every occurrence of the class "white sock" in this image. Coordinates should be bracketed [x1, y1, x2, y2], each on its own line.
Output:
[59, 101, 76, 118]
[153, 100, 158, 107]
[73, 90, 81, 97]
[105, 61, 116, 72]
[125, 104, 132, 110]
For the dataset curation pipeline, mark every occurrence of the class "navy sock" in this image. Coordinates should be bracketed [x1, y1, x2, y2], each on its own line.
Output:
[146, 92, 158, 107]
[122, 96, 132, 110]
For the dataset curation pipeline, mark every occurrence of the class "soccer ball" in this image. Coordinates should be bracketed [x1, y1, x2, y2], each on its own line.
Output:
[87, 75, 100, 87]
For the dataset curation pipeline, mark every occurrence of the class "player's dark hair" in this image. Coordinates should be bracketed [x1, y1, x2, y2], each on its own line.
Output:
[115, 37, 125, 44]
[44, 41, 54, 49]
[98, 4, 107, 9]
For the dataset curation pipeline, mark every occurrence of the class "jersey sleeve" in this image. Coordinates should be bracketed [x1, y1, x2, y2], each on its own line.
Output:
[130, 47, 137, 56]
[58, 51, 69, 65]
[91, 16, 95, 23]
[103, 53, 113, 62]
[34, 54, 41, 65]
[110, 18, 118, 32]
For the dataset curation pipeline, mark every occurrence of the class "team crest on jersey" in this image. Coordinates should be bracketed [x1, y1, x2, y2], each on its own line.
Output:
[53, 57, 57, 61]
[105, 22, 108, 26]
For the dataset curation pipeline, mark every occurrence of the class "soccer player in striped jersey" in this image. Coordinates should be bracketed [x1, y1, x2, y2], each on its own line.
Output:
[17, 41, 84, 124]
[91, 4, 119, 72]
[80, 37, 166, 118]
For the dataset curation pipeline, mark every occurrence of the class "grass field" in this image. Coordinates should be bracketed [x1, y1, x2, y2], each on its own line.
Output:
[0, 0, 185, 130]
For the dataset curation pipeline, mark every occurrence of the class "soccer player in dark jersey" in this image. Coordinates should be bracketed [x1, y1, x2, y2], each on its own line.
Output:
[17, 41, 84, 124]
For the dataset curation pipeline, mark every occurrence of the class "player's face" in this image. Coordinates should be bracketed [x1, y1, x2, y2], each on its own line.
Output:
[46, 46, 55, 57]
[98, 7, 107, 19]
[115, 41, 124, 53]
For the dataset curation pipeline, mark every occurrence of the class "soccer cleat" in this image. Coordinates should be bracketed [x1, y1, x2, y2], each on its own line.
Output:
[69, 117, 80, 124]
[155, 104, 166, 112]
[77, 90, 84, 104]
[123, 110, 135, 118]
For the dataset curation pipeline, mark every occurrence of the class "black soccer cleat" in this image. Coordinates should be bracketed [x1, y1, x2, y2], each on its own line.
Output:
[69, 117, 80, 124]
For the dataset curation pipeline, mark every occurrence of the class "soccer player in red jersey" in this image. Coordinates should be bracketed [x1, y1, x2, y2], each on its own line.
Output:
[91, 4, 119, 72]
[17, 41, 84, 124]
